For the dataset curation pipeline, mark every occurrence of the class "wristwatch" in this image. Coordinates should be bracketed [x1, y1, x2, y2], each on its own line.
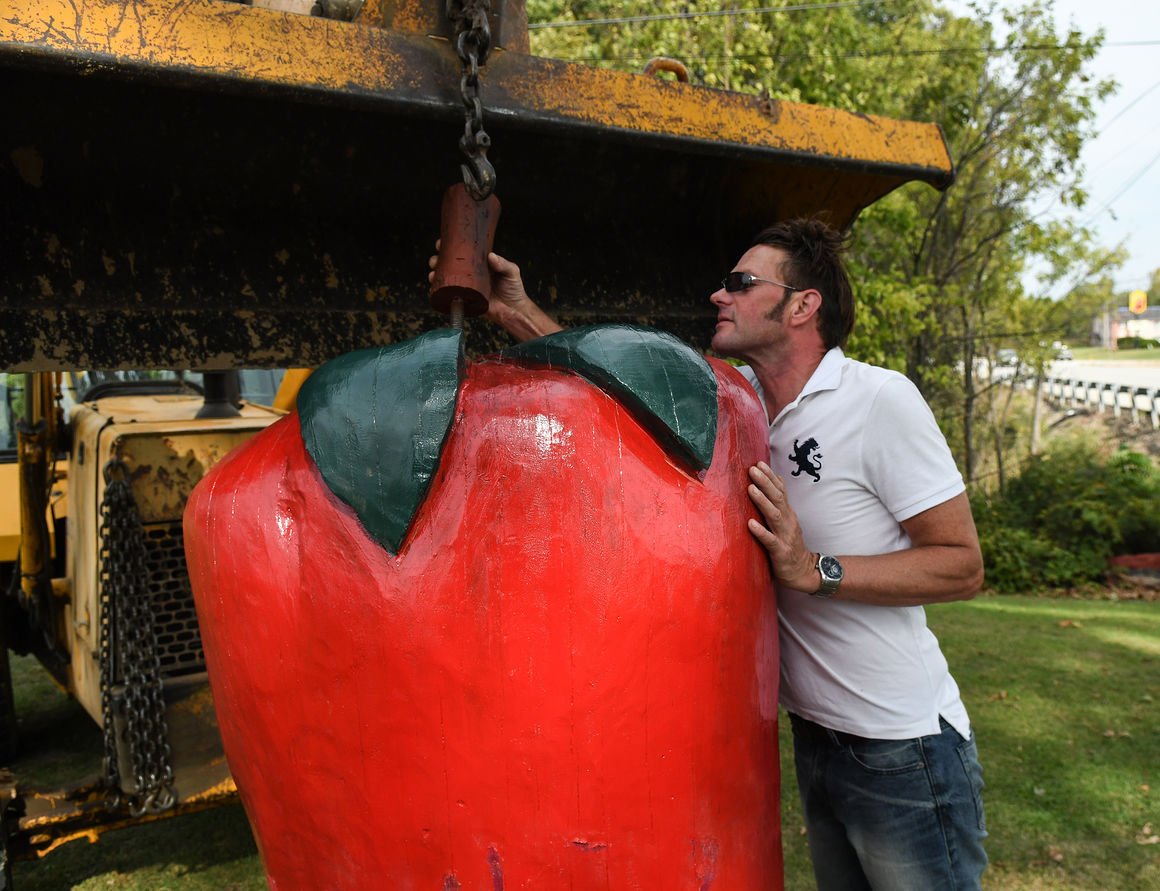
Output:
[810, 554, 844, 599]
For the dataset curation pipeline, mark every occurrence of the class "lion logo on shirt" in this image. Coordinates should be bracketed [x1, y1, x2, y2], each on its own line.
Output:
[789, 437, 822, 482]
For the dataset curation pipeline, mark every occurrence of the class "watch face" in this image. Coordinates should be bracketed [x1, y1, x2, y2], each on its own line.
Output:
[819, 555, 843, 581]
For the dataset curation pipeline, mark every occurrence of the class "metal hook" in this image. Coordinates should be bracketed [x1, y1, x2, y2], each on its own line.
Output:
[643, 56, 691, 83]
[459, 145, 496, 200]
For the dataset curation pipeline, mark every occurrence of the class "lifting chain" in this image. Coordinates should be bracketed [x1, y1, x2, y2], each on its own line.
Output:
[447, 0, 496, 199]
[97, 459, 176, 817]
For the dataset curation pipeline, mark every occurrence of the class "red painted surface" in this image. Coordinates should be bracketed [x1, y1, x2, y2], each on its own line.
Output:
[184, 357, 782, 889]
[1109, 553, 1160, 571]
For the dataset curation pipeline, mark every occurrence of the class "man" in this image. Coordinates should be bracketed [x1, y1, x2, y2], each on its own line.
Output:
[432, 217, 988, 889]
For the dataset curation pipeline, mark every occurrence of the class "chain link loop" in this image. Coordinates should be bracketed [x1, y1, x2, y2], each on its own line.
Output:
[447, 0, 496, 199]
[98, 459, 177, 817]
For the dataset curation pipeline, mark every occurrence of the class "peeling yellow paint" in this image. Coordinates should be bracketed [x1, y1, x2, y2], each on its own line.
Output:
[36, 276, 54, 298]
[101, 252, 117, 276]
[323, 253, 339, 289]
[384, 0, 437, 34]
[1, 0, 950, 180]
[71, 280, 85, 298]
[35, 829, 99, 857]
[186, 776, 239, 801]
[3, 0, 412, 101]
[500, 59, 951, 171]
[159, 269, 178, 301]
[355, 0, 384, 25]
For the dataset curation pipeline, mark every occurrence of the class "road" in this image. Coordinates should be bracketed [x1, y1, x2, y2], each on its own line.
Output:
[1046, 359, 1160, 390]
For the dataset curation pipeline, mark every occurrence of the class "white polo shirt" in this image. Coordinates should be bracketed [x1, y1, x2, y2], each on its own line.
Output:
[740, 349, 971, 740]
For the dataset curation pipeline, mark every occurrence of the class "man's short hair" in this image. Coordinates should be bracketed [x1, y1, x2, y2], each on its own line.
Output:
[751, 218, 855, 350]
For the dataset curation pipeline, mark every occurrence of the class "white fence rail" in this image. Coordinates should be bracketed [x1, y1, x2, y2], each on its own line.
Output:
[1042, 375, 1160, 429]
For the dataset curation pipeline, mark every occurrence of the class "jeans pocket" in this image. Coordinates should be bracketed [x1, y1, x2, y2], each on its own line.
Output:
[847, 736, 925, 774]
[955, 734, 987, 832]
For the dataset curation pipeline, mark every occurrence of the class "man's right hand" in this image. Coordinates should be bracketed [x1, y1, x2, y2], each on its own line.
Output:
[428, 244, 562, 343]
[481, 252, 563, 340]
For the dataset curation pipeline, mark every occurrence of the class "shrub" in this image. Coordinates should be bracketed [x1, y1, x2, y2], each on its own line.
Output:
[971, 438, 1160, 592]
[1115, 336, 1160, 350]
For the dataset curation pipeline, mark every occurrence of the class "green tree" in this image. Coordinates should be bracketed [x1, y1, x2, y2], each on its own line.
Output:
[527, 1, 1118, 485]
[871, 3, 1114, 483]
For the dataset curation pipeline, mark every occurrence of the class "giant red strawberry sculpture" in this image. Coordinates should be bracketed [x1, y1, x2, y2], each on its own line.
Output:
[184, 324, 782, 889]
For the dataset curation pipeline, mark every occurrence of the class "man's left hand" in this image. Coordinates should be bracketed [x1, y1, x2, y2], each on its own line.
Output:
[747, 462, 819, 592]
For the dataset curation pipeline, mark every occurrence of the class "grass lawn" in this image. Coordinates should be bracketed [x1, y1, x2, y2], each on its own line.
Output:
[932, 594, 1159, 890]
[1070, 346, 1160, 363]
[9, 594, 1159, 889]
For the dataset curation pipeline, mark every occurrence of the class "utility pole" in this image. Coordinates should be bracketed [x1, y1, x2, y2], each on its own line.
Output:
[1030, 366, 1043, 456]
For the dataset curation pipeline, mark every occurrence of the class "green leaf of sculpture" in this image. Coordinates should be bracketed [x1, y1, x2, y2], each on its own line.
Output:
[298, 328, 462, 554]
[503, 324, 718, 471]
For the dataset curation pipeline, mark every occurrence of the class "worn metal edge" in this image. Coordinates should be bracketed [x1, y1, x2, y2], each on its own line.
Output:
[0, 0, 954, 185]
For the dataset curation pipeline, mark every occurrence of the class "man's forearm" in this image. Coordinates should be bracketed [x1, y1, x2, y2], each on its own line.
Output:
[812, 543, 984, 606]
[491, 299, 562, 343]
[808, 493, 984, 606]
[749, 471, 984, 607]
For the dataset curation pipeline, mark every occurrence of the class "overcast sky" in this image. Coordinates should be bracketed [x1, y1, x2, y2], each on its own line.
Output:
[951, 1, 1160, 298]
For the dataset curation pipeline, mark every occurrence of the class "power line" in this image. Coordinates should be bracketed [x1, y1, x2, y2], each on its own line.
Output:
[546, 40, 1160, 65]
[1098, 75, 1160, 131]
[1030, 74, 1160, 219]
[528, 1, 882, 31]
[1082, 146, 1160, 226]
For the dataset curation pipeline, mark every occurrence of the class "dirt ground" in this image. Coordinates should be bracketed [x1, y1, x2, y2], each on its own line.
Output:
[1041, 400, 1160, 459]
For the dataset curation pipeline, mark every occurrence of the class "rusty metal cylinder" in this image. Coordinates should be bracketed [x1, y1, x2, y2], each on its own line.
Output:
[429, 183, 501, 318]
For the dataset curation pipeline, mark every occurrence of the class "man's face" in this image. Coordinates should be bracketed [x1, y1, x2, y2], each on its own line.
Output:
[709, 245, 796, 361]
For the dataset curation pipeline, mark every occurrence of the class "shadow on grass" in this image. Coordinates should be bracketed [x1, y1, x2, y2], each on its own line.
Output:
[12, 803, 264, 891]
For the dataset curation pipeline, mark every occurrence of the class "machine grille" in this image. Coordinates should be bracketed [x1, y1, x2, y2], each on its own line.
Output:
[141, 521, 206, 678]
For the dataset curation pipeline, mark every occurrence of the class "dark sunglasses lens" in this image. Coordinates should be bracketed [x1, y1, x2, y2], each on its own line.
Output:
[724, 272, 750, 292]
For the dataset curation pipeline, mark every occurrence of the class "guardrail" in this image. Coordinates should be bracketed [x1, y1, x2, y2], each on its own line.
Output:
[1042, 376, 1160, 430]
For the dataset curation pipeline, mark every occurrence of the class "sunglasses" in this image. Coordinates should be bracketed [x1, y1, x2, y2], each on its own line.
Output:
[721, 272, 800, 293]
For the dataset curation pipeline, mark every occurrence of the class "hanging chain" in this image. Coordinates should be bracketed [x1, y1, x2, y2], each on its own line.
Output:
[98, 459, 177, 817]
[447, 0, 496, 199]
[97, 513, 121, 806]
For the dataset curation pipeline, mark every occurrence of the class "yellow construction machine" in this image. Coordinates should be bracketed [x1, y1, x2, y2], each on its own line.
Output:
[0, 0, 953, 877]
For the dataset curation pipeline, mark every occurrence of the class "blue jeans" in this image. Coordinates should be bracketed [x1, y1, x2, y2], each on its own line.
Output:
[789, 712, 988, 891]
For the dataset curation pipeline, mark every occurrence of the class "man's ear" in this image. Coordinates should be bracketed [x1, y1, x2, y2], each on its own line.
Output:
[789, 288, 823, 327]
